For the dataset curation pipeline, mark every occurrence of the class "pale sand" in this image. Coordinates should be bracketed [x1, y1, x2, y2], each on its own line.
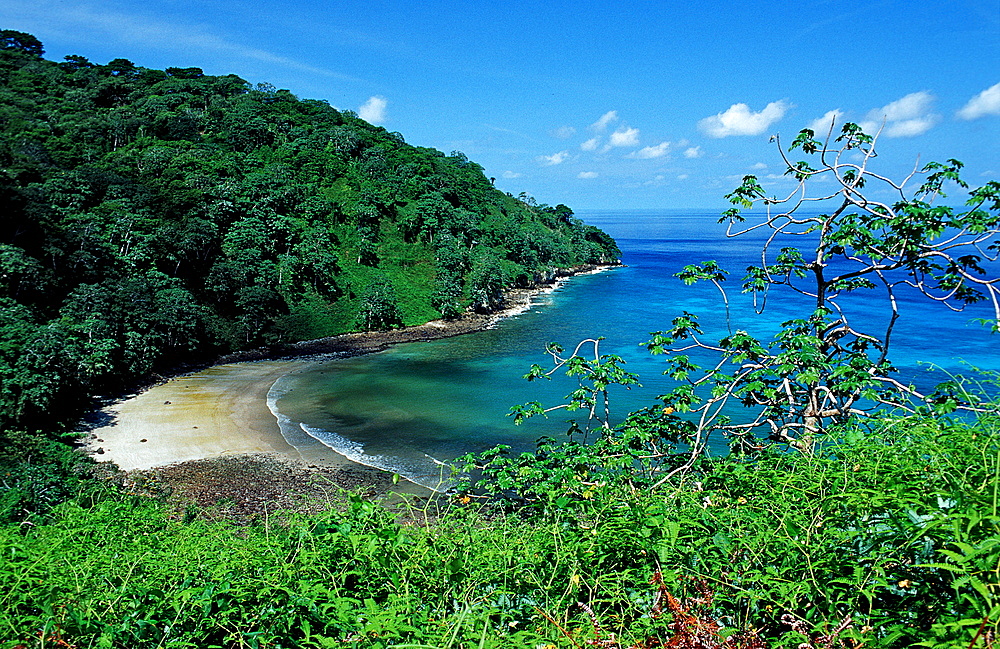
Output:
[86, 360, 314, 471]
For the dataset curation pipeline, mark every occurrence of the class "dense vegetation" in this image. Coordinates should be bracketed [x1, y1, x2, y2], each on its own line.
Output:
[2, 414, 997, 648]
[2, 30, 999, 649]
[0, 30, 618, 433]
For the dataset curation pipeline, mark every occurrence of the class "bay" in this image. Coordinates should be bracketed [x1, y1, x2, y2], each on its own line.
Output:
[271, 209, 1000, 489]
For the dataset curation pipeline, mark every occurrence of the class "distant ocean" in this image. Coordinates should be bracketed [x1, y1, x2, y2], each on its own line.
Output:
[269, 209, 1000, 489]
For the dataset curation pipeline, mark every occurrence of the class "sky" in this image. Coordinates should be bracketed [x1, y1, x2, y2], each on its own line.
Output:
[2, 0, 999, 210]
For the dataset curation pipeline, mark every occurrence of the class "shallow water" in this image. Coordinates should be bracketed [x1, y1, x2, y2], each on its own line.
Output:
[270, 209, 1000, 489]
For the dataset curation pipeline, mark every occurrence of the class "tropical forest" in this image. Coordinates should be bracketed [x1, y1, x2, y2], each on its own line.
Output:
[1, 28, 999, 649]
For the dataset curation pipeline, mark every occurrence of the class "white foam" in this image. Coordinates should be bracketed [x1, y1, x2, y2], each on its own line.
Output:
[267, 369, 454, 491]
[299, 423, 454, 492]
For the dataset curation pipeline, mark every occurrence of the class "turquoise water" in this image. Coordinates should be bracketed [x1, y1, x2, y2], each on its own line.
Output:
[270, 209, 999, 489]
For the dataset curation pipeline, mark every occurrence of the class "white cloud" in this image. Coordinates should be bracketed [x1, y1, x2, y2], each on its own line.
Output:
[807, 109, 844, 134]
[683, 146, 703, 159]
[608, 126, 640, 147]
[590, 111, 619, 131]
[957, 82, 1000, 120]
[881, 116, 939, 137]
[551, 125, 577, 139]
[538, 151, 570, 166]
[358, 96, 388, 124]
[641, 174, 671, 187]
[578, 171, 599, 179]
[502, 170, 522, 179]
[698, 100, 790, 137]
[677, 174, 689, 180]
[629, 141, 671, 159]
[751, 162, 768, 170]
[881, 91, 933, 121]
[580, 137, 600, 151]
[860, 91, 939, 137]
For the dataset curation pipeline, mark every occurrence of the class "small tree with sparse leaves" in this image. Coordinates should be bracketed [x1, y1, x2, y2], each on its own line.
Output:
[645, 121, 999, 456]
[466, 122, 1000, 501]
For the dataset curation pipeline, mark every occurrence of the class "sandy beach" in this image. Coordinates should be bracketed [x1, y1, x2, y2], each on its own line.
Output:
[85, 360, 312, 471]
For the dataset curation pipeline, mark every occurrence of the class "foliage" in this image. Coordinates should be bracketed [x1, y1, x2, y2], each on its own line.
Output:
[355, 276, 403, 331]
[3, 33, 997, 649]
[479, 123, 999, 504]
[455, 125, 999, 646]
[468, 249, 509, 313]
[0, 32, 619, 432]
[0, 430, 106, 524]
[1, 412, 998, 648]
[644, 122, 999, 452]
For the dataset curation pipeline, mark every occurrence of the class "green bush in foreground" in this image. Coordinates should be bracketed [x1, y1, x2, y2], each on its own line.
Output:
[0, 431, 110, 524]
[1, 411, 997, 648]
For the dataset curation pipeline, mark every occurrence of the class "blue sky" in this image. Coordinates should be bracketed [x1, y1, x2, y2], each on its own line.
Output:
[2, 0, 998, 209]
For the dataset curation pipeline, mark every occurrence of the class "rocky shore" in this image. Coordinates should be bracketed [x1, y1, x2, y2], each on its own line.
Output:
[216, 268, 614, 364]
[119, 454, 405, 522]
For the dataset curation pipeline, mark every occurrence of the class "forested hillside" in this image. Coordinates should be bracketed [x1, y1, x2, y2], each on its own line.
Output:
[4, 28, 998, 649]
[0, 31, 619, 432]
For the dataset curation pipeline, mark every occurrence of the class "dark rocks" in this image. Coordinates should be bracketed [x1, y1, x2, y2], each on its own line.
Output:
[126, 454, 399, 523]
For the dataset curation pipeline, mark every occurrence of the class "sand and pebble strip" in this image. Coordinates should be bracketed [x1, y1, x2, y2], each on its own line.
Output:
[120, 454, 401, 522]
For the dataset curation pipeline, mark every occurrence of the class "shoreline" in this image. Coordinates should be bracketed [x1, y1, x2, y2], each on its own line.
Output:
[83, 264, 619, 498]
[217, 264, 616, 364]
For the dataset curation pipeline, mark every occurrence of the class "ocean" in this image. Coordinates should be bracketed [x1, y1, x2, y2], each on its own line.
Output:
[269, 209, 1000, 489]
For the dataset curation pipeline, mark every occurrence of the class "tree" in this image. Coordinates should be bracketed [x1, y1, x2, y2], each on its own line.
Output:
[355, 276, 403, 331]
[477, 122, 999, 497]
[0, 244, 46, 300]
[431, 276, 463, 319]
[59, 55, 93, 72]
[402, 193, 448, 244]
[103, 58, 137, 77]
[165, 67, 204, 79]
[60, 271, 205, 377]
[552, 203, 574, 224]
[0, 30, 43, 57]
[0, 34, 620, 433]
[468, 250, 507, 313]
[647, 122, 999, 456]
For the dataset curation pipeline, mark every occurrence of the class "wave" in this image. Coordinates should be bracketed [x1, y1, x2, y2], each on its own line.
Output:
[298, 423, 454, 492]
[266, 376, 454, 491]
[266, 377, 323, 453]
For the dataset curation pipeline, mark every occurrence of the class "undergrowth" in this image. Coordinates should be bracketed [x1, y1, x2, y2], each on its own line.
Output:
[1, 411, 997, 648]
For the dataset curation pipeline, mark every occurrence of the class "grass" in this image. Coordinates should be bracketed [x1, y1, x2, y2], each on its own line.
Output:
[1, 411, 998, 648]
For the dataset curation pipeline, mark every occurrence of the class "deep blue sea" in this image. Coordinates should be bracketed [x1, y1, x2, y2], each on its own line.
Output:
[270, 209, 999, 489]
